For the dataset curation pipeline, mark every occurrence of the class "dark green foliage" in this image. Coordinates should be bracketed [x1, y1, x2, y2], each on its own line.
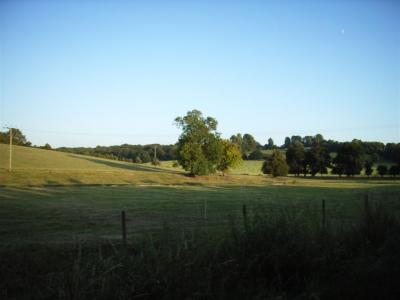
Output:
[286, 141, 305, 176]
[265, 137, 275, 149]
[1, 203, 399, 300]
[389, 165, 400, 177]
[377, 165, 388, 177]
[283, 136, 291, 148]
[140, 151, 152, 163]
[42, 143, 52, 150]
[151, 158, 161, 166]
[304, 140, 331, 176]
[248, 149, 263, 160]
[262, 149, 288, 177]
[58, 144, 177, 162]
[364, 160, 373, 177]
[333, 141, 363, 177]
[383, 143, 400, 165]
[0, 128, 30, 146]
[242, 133, 257, 158]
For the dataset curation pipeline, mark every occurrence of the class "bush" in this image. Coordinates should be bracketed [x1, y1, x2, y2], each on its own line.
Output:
[389, 165, 399, 177]
[262, 150, 288, 177]
[151, 159, 161, 166]
[248, 149, 264, 160]
[377, 165, 388, 177]
[172, 161, 179, 168]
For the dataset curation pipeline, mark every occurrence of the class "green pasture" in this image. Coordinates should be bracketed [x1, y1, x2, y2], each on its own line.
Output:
[1, 144, 399, 245]
[1, 184, 399, 244]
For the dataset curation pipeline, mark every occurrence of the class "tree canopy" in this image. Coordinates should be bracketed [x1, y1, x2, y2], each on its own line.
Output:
[262, 150, 288, 177]
[175, 110, 241, 176]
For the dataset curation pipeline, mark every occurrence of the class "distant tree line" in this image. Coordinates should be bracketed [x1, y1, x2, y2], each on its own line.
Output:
[57, 144, 178, 163]
[1, 125, 399, 177]
[0, 129, 31, 146]
[261, 135, 400, 178]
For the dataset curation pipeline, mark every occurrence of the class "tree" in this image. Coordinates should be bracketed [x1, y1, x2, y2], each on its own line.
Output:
[302, 136, 314, 147]
[265, 138, 275, 149]
[175, 110, 222, 176]
[377, 165, 387, 178]
[230, 133, 244, 156]
[291, 135, 302, 145]
[314, 134, 324, 145]
[217, 140, 242, 175]
[332, 164, 345, 177]
[283, 137, 291, 149]
[262, 150, 288, 177]
[306, 140, 331, 176]
[286, 141, 305, 176]
[333, 142, 363, 177]
[43, 143, 52, 150]
[0, 128, 30, 146]
[248, 149, 264, 160]
[364, 161, 373, 178]
[388, 165, 399, 177]
[140, 151, 151, 163]
[151, 158, 161, 166]
[242, 134, 257, 158]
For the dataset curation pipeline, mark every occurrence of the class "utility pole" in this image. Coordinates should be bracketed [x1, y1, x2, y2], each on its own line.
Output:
[7, 127, 12, 172]
[154, 145, 157, 161]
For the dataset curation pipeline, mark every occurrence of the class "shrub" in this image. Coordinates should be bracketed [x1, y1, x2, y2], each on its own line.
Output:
[151, 159, 161, 166]
[377, 165, 388, 177]
[262, 150, 288, 177]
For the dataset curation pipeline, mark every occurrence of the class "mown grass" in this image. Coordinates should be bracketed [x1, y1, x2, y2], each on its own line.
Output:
[1, 184, 399, 244]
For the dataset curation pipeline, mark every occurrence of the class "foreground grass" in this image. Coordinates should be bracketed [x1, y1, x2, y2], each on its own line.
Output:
[1, 202, 399, 300]
[1, 184, 399, 244]
[1, 145, 400, 298]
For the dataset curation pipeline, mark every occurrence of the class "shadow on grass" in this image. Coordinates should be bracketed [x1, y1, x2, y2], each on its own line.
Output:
[69, 155, 183, 175]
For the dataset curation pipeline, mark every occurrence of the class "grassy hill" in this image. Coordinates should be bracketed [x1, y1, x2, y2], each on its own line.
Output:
[1, 144, 399, 187]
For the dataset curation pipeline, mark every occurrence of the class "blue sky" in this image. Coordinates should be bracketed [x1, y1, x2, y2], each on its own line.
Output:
[1, 0, 399, 147]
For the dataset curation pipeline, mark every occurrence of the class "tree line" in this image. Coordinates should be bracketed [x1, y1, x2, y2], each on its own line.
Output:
[264, 138, 400, 178]
[1, 114, 399, 177]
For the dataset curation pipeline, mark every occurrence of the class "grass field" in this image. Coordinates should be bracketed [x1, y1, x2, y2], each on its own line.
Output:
[1, 144, 400, 299]
[1, 144, 399, 245]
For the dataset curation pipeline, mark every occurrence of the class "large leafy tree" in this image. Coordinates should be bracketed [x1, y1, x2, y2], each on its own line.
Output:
[377, 165, 387, 178]
[286, 141, 305, 176]
[305, 138, 331, 176]
[283, 137, 291, 149]
[0, 128, 30, 146]
[175, 110, 222, 176]
[333, 142, 363, 177]
[230, 133, 244, 156]
[265, 137, 275, 149]
[364, 160, 373, 178]
[262, 150, 288, 177]
[389, 165, 399, 177]
[217, 140, 243, 175]
[242, 134, 257, 158]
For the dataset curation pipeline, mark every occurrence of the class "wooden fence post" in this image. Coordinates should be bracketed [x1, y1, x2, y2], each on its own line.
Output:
[321, 199, 326, 230]
[121, 211, 127, 247]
